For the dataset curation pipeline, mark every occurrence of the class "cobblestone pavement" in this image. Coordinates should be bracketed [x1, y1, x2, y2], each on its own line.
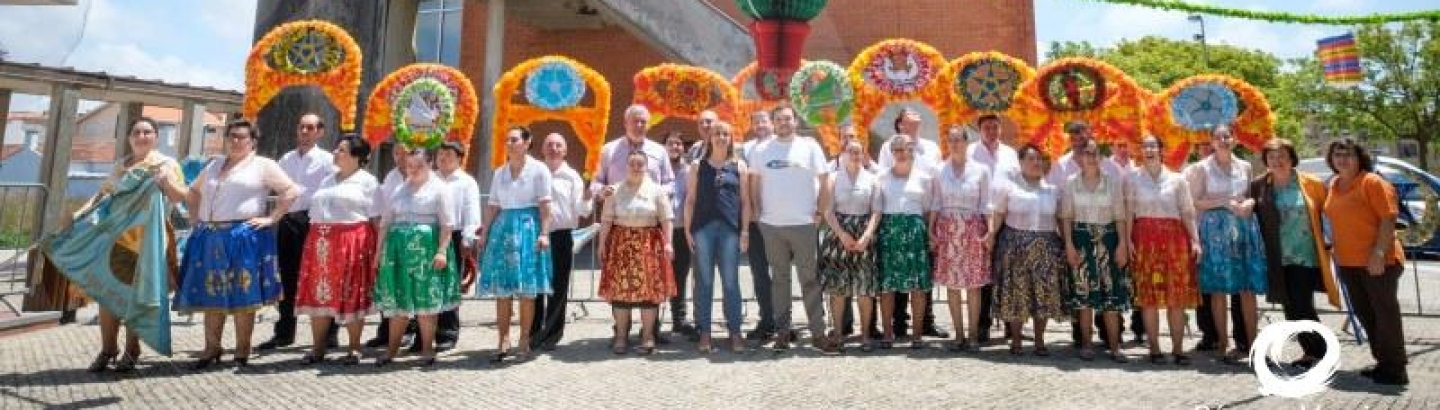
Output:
[3, 262, 1439, 409]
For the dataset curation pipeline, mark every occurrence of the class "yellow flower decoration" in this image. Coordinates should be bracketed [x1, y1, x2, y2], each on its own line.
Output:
[633, 64, 741, 133]
[362, 64, 480, 156]
[730, 61, 791, 140]
[847, 39, 949, 145]
[1011, 57, 1150, 159]
[244, 20, 363, 130]
[1146, 74, 1274, 169]
[492, 56, 611, 177]
[936, 51, 1035, 157]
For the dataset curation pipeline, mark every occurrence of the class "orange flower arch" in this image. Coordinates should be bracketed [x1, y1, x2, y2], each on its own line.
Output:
[244, 20, 363, 130]
[492, 56, 611, 177]
[361, 64, 479, 155]
[634, 64, 740, 135]
[847, 39, 949, 150]
[1011, 58, 1149, 158]
[936, 51, 1035, 157]
[730, 61, 794, 139]
[1146, 75, 1275, 169]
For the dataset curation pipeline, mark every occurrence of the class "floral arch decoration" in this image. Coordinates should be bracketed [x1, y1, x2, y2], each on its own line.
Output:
[361, 63, 479, 154]
[1146, 74, 1274, 169]
[244, 20, 363, 130]
[788, 60, 854, 155]
[731, 61, 797, 138]
[634, 64, 741, 140]
[491, 56, 611, 177]
[1011, 58, 1149, 158]
[847, 39, 948, 147]
[936, 51, 1035, 157]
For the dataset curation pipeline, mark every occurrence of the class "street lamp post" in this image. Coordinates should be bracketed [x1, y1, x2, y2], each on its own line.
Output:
[1188, 14, 1210, 69]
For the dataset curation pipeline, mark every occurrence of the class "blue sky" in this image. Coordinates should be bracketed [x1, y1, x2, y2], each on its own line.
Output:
[0, 0, 1430, 112]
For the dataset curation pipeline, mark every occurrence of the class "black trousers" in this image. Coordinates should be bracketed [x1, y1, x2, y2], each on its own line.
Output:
[670, 228, 692, 324]
[1073, 308, 1146, 345]
[1339, 265, 1408, 378]
[531, 230, 574, 347]
[274, 211, 309, 340]
[747, 222, 776, 331]
[1280, 265, 1327, 359]
[1197, 292, 1247, 349]
[435, 231, 466, 343]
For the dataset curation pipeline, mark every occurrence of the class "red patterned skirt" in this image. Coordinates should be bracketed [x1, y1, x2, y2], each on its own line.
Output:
[599, 225, 676, 304]
[1130, 218, 1199, 308]
[931, 212, 990, 289]
[295, 222, 377, 322]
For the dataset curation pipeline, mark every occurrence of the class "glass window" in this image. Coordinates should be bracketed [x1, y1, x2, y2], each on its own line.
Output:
[415, 0, 463, 67]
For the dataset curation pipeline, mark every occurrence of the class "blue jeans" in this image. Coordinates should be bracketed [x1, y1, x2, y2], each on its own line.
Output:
[691, 220, 743, 335]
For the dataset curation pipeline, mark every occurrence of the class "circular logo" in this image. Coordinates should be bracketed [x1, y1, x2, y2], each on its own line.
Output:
[267, 28, 345, 74]
[1171, 82, 1240, 132]
[863, 43, 936, 94]
[1039, 65, 1106, 112]
[1250, 320, 1341, 399]
[788, 61, 854, 126]
[957, 58, 1022, 112]
[524, 62, 587, 110]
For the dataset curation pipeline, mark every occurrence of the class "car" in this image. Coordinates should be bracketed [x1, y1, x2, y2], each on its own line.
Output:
[1297, 156, 1440, 252]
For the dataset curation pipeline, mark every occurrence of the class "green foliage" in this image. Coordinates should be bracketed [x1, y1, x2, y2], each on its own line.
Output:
[1080, 0, 1440, 25]
[736, 0, 829, 20]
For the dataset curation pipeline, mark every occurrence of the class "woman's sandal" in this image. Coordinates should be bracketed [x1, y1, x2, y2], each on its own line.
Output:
[1077, 349, 1095, 361]
[375, 356, 393, 367]
[339, 354, 360, 366]
[114, 353, 139, 372]
[300, 352, 324, 365]
[729, 335, 746, 354]
[1110, 352, 1130, 364]
[1175, 354, 1193, 366]
[190, 350, 223, 371]
[1148, 353, 1167, 364]
[1033, 347, 1051, 357]
[87, 351, 117, 373]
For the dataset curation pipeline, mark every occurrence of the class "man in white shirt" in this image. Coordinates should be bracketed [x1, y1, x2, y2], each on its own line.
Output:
[665, 132, 697, 339]
[262, 113, 338, 351]
[750, 106, 831, 351]
[877, 107, 941, 175]
[740, 110, 779, 341]
[964, 113, 1017, 344]
[530, 133, 592, 351]
[434, 141, 482, 352]
[1046, 121, 1123, 186]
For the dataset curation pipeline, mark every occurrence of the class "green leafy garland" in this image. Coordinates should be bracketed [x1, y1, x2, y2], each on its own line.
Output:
[1080, 0, 1440, 25]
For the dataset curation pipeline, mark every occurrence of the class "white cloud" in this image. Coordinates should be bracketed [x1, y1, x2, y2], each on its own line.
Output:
[0, 0, 90, 65]
[197, 0, 257, 43]
[67, 42, 242, 91]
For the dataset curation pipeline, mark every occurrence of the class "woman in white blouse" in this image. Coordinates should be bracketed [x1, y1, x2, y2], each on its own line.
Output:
[478, 126, 554, 361]
[598, 150, 676, 355]
[1127, 135, 1202, 365]
[929, 125, 992, 352]
[373, 149, 457, 367]
[987, 144, 1066, 356]
[1059, 139, 1132, 362]
[177, 120, 300, 369]
[1186, 124, 1266, 365]
[876, 135, 934, 350]
[818, 138, 880, 353]
[294, 134, 378, 365]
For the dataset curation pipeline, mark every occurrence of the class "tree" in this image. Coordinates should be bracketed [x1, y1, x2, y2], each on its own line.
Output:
[1297, 22, 1440, 170]
[1046, 36, 1308, 146]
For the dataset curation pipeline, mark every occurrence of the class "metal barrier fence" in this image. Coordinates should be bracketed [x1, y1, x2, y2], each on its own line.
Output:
[0, 183, 46, 314]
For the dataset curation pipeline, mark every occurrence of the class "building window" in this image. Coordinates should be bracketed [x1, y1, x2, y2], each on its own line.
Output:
[416, 0, 463, 67]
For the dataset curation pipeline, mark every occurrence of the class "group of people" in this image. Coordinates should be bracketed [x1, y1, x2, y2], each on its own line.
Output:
[77, 103, 1408, 386]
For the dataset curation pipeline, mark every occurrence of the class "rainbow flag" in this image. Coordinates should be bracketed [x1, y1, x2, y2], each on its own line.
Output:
[1317, 33, 1361, 86]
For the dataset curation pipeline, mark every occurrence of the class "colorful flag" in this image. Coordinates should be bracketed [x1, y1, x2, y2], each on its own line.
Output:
[1317, 33, 1362, 86]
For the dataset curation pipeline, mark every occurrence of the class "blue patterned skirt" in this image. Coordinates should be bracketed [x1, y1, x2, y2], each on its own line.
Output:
[1197, 209, 1268, 294]
[477, 207, 553, 298]
[174, 222, 282, 314]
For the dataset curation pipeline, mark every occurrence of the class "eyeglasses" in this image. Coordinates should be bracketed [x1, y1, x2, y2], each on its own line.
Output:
[299, 124, 320, 131]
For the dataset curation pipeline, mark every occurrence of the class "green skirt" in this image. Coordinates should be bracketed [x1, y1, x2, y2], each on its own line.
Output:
[373, 223, 459, 317]
[878, 214, 931, 292]
[1064, 222, 1133, 312]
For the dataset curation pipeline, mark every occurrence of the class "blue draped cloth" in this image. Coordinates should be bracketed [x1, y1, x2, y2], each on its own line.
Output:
[40, 168, 172, 356]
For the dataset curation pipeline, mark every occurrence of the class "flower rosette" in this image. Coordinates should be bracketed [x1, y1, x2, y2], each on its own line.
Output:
[731, 61, 800, 138]
[936, 52, 1034, 156]
[633, 63, 740, 130]
[1012, 58, 1149, 159]
[491, 56, 611, 177]
[847, 39, 948, 143]
[787, 60, 853, 154]
[1145, 74, 1273, 168]
[362, 63, 480, 154]
[245, 20, 363, 130]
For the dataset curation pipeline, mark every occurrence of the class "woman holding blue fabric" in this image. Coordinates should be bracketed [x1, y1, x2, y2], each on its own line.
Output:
[478, 126, 554, 361]
[177, 120, 299, 369]
[81, 117, 188, 373]
[1185, 124, 1266, 365]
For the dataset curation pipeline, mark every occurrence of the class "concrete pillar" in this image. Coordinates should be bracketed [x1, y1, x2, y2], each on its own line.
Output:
[25, 85, 79, 292]
[175, 101, 208, 160]
[0, 89, 11, 141]
[370, 0, 419, 176]
[112, 102, 143, 159]
[473, 0, 504, 191]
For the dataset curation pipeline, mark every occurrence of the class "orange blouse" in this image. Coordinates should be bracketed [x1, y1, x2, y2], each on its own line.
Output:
[1323, 172, 1405, 267]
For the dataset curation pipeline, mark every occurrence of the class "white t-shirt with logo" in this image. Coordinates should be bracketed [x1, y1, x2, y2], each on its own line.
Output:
[749, 135, 829, 226]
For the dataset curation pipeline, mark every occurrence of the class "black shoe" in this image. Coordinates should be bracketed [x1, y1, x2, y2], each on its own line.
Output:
[672, 322, 699, 337]
[435, 340, 457, 353]
[1194, 339, 1218, 352]
[256, 337, 294, 351]
[867, 328, 884, 340]
[1371, 371, 1409, 385]
[1359, 366, 1377, 379]
[407, 340, 424, 353]
[894, 326, 910, 339]
[326, 337, 339, 349]
[654, 333, 672, 345]
[364, 337, 387, 348]
[746, 328, 773, 341]
[840, 327, 855, 337]
[922, 325, 950, 338]
[976, 332, 992, 345]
